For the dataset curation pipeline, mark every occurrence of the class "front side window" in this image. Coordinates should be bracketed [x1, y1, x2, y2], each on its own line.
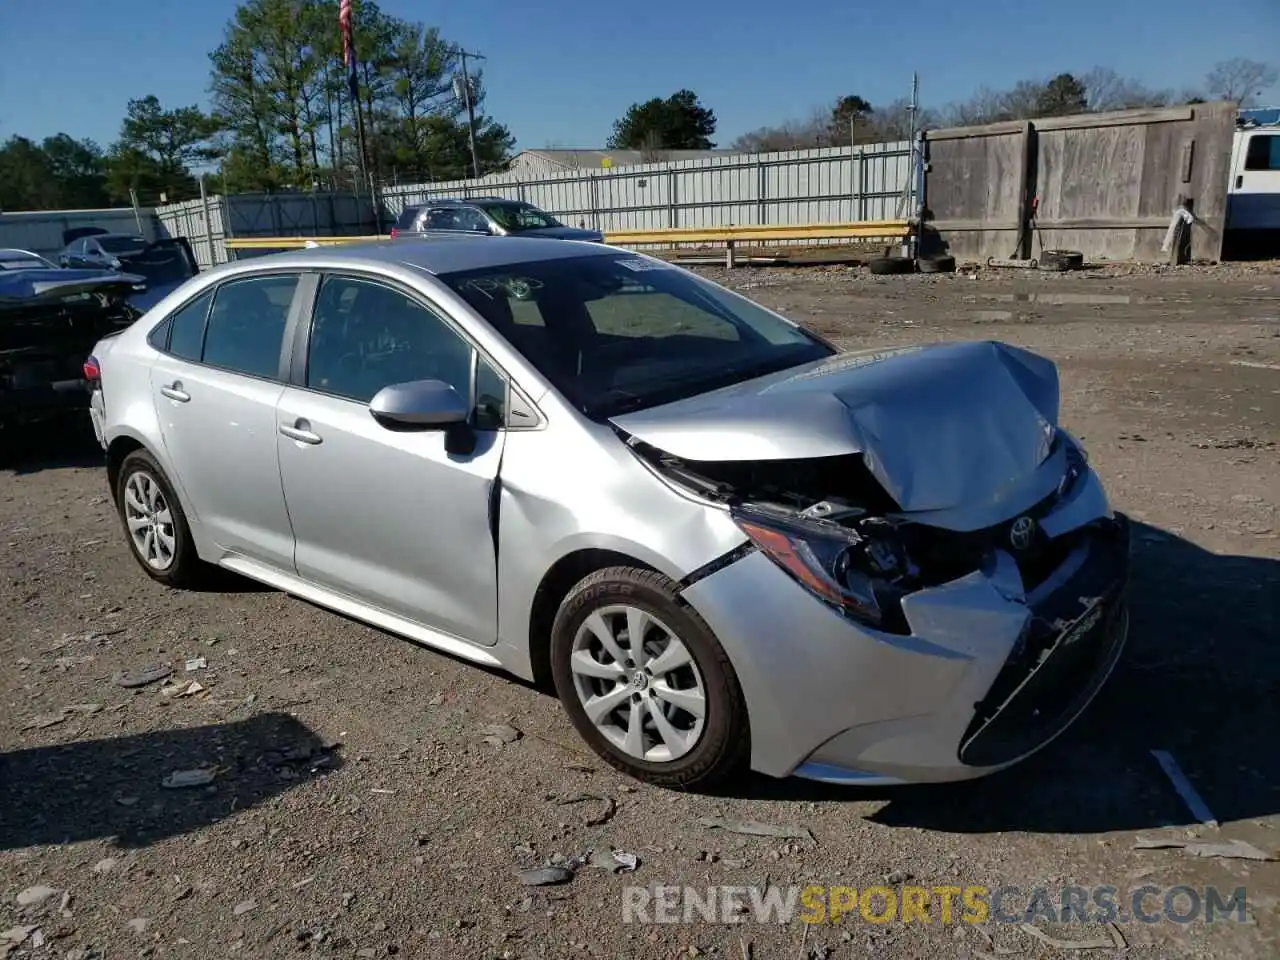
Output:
[201, 274, 298, 379]
[305, 275, 477, 409]
[440, 253, 832, 417]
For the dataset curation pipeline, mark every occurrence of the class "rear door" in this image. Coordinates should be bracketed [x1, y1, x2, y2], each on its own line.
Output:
[148, 273, 303, 569]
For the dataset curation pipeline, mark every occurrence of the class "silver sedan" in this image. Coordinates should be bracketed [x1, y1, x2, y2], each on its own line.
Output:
[87, 238, 1130, 789]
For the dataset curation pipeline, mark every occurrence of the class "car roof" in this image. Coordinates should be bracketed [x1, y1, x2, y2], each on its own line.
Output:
[408, 197, 524, 210]
[212, 236, 611, 277]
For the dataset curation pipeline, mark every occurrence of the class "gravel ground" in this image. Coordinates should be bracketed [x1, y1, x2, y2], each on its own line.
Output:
[2, 261, 1277, 959]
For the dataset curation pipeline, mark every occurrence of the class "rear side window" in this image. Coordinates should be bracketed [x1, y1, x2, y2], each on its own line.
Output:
[1244, 134, 1280, 171]
[201, 275, 299, 379]
[159, 289, 214, 359]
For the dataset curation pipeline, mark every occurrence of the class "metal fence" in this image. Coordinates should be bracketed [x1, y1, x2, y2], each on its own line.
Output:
[381, 141, 914, 235]
[149, 141, 913, 264]
[0, 208, 158, 259]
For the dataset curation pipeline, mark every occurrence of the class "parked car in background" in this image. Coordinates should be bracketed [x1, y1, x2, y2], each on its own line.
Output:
[390, 198, 603, 243]
[0, 248, 59, 271]
[60, 232, 150, 269]
[56, 230, 199, 312]
[87, 236, 1129, 790]
[1, 269, 144, 442]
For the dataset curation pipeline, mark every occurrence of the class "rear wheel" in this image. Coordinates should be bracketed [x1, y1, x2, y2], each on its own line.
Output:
[116, 449, 202, 587]
[917, 254, 956, 273]
[550, 567, 749, 789]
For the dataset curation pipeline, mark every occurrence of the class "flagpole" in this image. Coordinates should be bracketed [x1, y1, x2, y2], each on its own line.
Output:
[339, 0, 370, 187]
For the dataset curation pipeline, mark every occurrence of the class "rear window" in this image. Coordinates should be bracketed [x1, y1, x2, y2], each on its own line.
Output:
[395, 206, 423, 229]
[98, 236, 147, 253]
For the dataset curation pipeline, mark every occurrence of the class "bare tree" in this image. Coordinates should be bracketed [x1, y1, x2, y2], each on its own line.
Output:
[1205, 58, 1278, 107]
[1081, 67, 1173, 111]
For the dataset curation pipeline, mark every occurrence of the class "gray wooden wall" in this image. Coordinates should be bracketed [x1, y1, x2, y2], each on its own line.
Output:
[923, 101, 1238, 263]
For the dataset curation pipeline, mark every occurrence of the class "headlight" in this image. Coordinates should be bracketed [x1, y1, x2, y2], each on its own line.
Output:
[731, 503, 910, 630]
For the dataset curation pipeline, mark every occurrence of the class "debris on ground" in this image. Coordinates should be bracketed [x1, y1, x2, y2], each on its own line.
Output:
[1133, 837, 1276, 861]
[185, 656, 208, 671]
[1018, 922, 1125, 950]
[232, 899, 257, 916]
[0, 926, 38, 947]
[696, 817, 815, 842]
[517, 866, 574, 886]
[586, 850, 640, 874]
[481, 723, 523, 747]
[162, 679, 205, 698]
[557, 792, 617, 826]
[1150, 749, 1218, 826]
[126, 918, 150, 935]
[161, 768, 217, 789]
[15, 886, 58, 908]
[112, 664, 172, 688]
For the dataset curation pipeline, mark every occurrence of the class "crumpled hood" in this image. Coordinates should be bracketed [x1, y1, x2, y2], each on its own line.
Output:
[610, 340, 1060, 513]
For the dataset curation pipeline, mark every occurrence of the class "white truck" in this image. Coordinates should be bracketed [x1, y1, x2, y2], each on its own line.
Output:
[1226, 109, 1280, 253]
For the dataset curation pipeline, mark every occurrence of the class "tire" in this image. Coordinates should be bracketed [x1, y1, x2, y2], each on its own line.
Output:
[868, 256, 915, 275]
[115, 449, 203, 588]
[917, 254, 956, 274]
[550, 566, 750, 789]
[1039, 249, 1084, 271]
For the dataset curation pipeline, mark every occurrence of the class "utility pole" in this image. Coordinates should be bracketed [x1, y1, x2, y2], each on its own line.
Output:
[448, 45, 486, 179]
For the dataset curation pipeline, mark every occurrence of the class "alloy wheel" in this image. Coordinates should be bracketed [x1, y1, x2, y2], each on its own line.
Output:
[123, 471, 176, 571]
[569, 604, 707, 763]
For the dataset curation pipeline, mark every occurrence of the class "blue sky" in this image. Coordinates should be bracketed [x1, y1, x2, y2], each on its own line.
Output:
[1, 0, 1276, 151]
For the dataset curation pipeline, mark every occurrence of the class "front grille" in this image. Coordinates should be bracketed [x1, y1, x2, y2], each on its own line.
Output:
[957, 514, 1131, 767]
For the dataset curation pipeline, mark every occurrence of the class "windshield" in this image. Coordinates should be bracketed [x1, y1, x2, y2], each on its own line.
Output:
[98, 236, 147, 253]
[440, 253, 833, 418]
[477, 202, 561, 232]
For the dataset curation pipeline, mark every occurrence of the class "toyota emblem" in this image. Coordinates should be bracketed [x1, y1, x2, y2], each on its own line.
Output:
[1009, 516, 1036, 551]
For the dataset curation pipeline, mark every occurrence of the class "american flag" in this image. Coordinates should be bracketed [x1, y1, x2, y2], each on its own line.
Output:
[339, 0, 353, 67]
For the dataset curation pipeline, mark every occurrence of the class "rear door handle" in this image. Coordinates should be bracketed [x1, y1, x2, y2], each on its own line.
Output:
[279, 419, 322, 445]
[160, 382, 190, 403]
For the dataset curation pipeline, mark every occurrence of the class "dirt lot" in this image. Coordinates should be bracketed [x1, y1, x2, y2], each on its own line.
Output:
[2, 261, 1277, 960]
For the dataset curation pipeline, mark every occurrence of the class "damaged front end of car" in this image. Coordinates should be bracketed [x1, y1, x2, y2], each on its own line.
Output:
[610, 341, 1131, 780]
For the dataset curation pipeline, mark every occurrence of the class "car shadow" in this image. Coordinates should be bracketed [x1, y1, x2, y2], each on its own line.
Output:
[718, 521, 1280, 834]
[0, 712, 341, 850]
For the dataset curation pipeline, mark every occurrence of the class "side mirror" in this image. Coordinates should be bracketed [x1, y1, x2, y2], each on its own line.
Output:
[369, 379, 469, 430]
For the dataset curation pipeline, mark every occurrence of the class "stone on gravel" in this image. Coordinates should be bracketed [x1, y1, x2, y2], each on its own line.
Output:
[126, 917, 150, 934]
[161, 768, 217, 789]
[480, 723, 522, 746]
[233, 899, 257, 916]
[15, 885, 58, 908]
[518, 866, 574, 886]
[112, 664, 172, 688]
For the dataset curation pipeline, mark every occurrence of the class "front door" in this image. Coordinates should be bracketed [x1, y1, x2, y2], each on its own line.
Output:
[1229, 131, 1280, 231]
[275, 273, 506, 645]
[149, 273, 301, 569]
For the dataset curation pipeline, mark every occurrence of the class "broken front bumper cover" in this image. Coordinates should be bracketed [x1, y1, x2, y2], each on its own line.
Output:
[680, 478, 1131, 785]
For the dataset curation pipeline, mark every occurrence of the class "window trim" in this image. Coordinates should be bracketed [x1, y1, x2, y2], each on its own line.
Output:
[290, 270, 521, 430]
[145, 269, 310, 386]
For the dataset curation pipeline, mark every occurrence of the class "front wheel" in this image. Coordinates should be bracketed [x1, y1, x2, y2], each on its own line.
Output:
[550, 567, 750, 789]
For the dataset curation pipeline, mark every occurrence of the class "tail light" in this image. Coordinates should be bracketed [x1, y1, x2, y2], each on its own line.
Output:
[389, 227, 399, 239]
[83, 355, 101, 383]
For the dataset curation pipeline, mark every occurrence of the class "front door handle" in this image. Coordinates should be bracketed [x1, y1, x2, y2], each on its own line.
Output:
[279, 419, 322, 445]
[160, 382, 190, 403]
[1236, 174, 1244, 189]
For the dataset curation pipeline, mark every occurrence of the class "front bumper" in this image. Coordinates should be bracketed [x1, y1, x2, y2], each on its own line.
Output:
[680, 468, 1131, 784]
